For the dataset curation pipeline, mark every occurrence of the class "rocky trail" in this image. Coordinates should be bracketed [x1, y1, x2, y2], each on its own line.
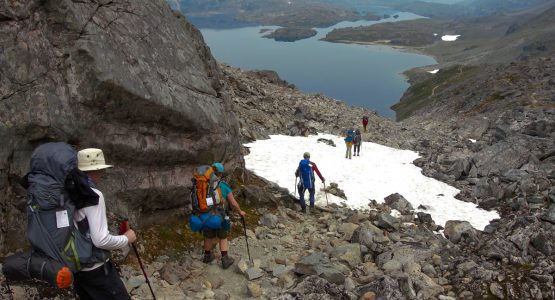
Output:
[5, 185, 555, 300]
[1, 1, 554, 299]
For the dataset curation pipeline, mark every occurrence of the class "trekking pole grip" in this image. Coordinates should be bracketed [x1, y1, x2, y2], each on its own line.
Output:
[119, 218, 130, 235]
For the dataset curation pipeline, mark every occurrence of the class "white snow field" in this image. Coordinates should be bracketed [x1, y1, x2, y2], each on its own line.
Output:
[244, 134, 499, 230]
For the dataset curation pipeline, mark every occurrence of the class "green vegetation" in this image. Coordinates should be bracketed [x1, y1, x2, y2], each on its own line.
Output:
[392, 65, 480, 121]
[263, 27, 317, 42]
[137, 190, 260, 262]
[323, 19, 449, 47]
[174, 0, 371, 29]
[140, 219, 200, 261]
[468, 92, 505, 115]
[240, 5, 363, 28]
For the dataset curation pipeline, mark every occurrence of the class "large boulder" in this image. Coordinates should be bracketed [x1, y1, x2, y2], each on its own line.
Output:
[0, 0, 242, 253]
[384, 193, 414, 214]
[444, 221, 479, 244]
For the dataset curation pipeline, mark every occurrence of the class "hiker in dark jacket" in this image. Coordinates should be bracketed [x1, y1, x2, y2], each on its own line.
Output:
[75, 148, 136, 300]
[353, 129, 362, 156]
[202, 162, 246, 269]
[295, 152, 325, 213]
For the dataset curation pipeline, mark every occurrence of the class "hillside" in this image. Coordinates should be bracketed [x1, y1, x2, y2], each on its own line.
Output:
[1, 0, 554, 299]
[372, 0, 551, 19]
[169, 0, 370, 29]
[324, 2, 555, 66]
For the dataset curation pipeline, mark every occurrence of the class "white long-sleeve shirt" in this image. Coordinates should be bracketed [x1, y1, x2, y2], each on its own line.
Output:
[74, 188, 128, 250]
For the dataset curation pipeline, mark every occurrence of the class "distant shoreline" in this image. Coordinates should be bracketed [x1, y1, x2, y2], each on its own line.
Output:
[323, 38, 441, 66]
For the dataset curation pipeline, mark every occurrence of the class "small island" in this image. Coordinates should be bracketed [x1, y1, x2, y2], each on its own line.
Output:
[263, 27, 317, 42]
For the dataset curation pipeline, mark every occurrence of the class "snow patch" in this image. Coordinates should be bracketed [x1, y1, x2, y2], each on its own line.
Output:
[428, 69, 439, 74]
[441, 35, 460, 41]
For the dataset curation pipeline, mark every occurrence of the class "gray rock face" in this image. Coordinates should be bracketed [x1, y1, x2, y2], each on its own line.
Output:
[356, 275, 406, 300]
[331, 243, 362, 268]
[294, 252, 330, 275]
[384, 193, 414, 214]
[443, 221, 478, 244]
[278, 275, 353, 299]
[0, 0, 241, 253]
[541, 205, 555, 224]
[416, 212, 434, 225]
[549, 187, 555, 203]
[260, 213, 279, 228]
[375, 213, 399, 230]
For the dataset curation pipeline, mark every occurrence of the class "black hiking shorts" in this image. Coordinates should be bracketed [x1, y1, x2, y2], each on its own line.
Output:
[203, 228, 229, 239]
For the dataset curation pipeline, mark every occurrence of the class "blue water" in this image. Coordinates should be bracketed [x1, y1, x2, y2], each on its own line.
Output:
[200, 12, 436, 118]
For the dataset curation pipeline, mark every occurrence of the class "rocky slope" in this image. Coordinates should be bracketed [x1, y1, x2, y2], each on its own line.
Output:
[1, 1, 554, 299]
[0, 0, 242, 253]
[222, 60, 554, 299]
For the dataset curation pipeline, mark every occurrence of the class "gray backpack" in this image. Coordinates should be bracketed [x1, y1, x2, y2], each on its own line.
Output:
[3, 142, 107, 288]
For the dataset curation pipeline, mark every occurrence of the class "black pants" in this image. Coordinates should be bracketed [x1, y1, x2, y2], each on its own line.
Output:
[73, 261, 130, 300]
[298, 184, 316, 209]
[354, 144, 361, 155]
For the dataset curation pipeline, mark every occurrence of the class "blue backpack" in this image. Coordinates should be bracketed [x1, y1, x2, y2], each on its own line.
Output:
[345, 129, 355, 143]
[298, 159, 314, 189]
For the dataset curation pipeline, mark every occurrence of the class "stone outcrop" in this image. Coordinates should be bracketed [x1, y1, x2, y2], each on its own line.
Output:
[0, 0, 241, 253]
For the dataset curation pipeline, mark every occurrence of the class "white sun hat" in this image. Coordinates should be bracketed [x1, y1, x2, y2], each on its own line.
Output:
[78, 148, 113, 171]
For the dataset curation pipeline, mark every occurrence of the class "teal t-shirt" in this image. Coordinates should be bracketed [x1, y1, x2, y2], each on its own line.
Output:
[220, 181, 232, 200]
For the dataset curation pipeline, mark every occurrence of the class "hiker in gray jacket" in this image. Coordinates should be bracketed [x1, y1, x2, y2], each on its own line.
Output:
[353, 129, 362, 156]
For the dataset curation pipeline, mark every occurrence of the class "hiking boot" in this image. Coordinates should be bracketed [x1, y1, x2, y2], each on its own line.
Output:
[221, 255, 235, 269]
[203, 252, 215, 264]
[301, 207, 307, 213]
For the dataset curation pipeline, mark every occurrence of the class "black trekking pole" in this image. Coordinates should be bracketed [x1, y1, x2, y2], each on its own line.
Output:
[240, 216, 252, 263]
[323, 182, 329, 206]
[4, 278, 13, 300]
[120, 219, 156, 300]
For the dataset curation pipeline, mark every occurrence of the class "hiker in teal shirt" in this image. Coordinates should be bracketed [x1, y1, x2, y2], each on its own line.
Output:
[220, 180, 233, 200]
[202, 162, 246, 269]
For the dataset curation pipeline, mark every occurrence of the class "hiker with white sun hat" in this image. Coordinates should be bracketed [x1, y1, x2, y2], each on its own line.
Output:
[74, 148, 136, 299]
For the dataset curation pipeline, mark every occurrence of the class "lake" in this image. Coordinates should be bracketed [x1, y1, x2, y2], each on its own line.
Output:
[200, 12, 436, 118]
